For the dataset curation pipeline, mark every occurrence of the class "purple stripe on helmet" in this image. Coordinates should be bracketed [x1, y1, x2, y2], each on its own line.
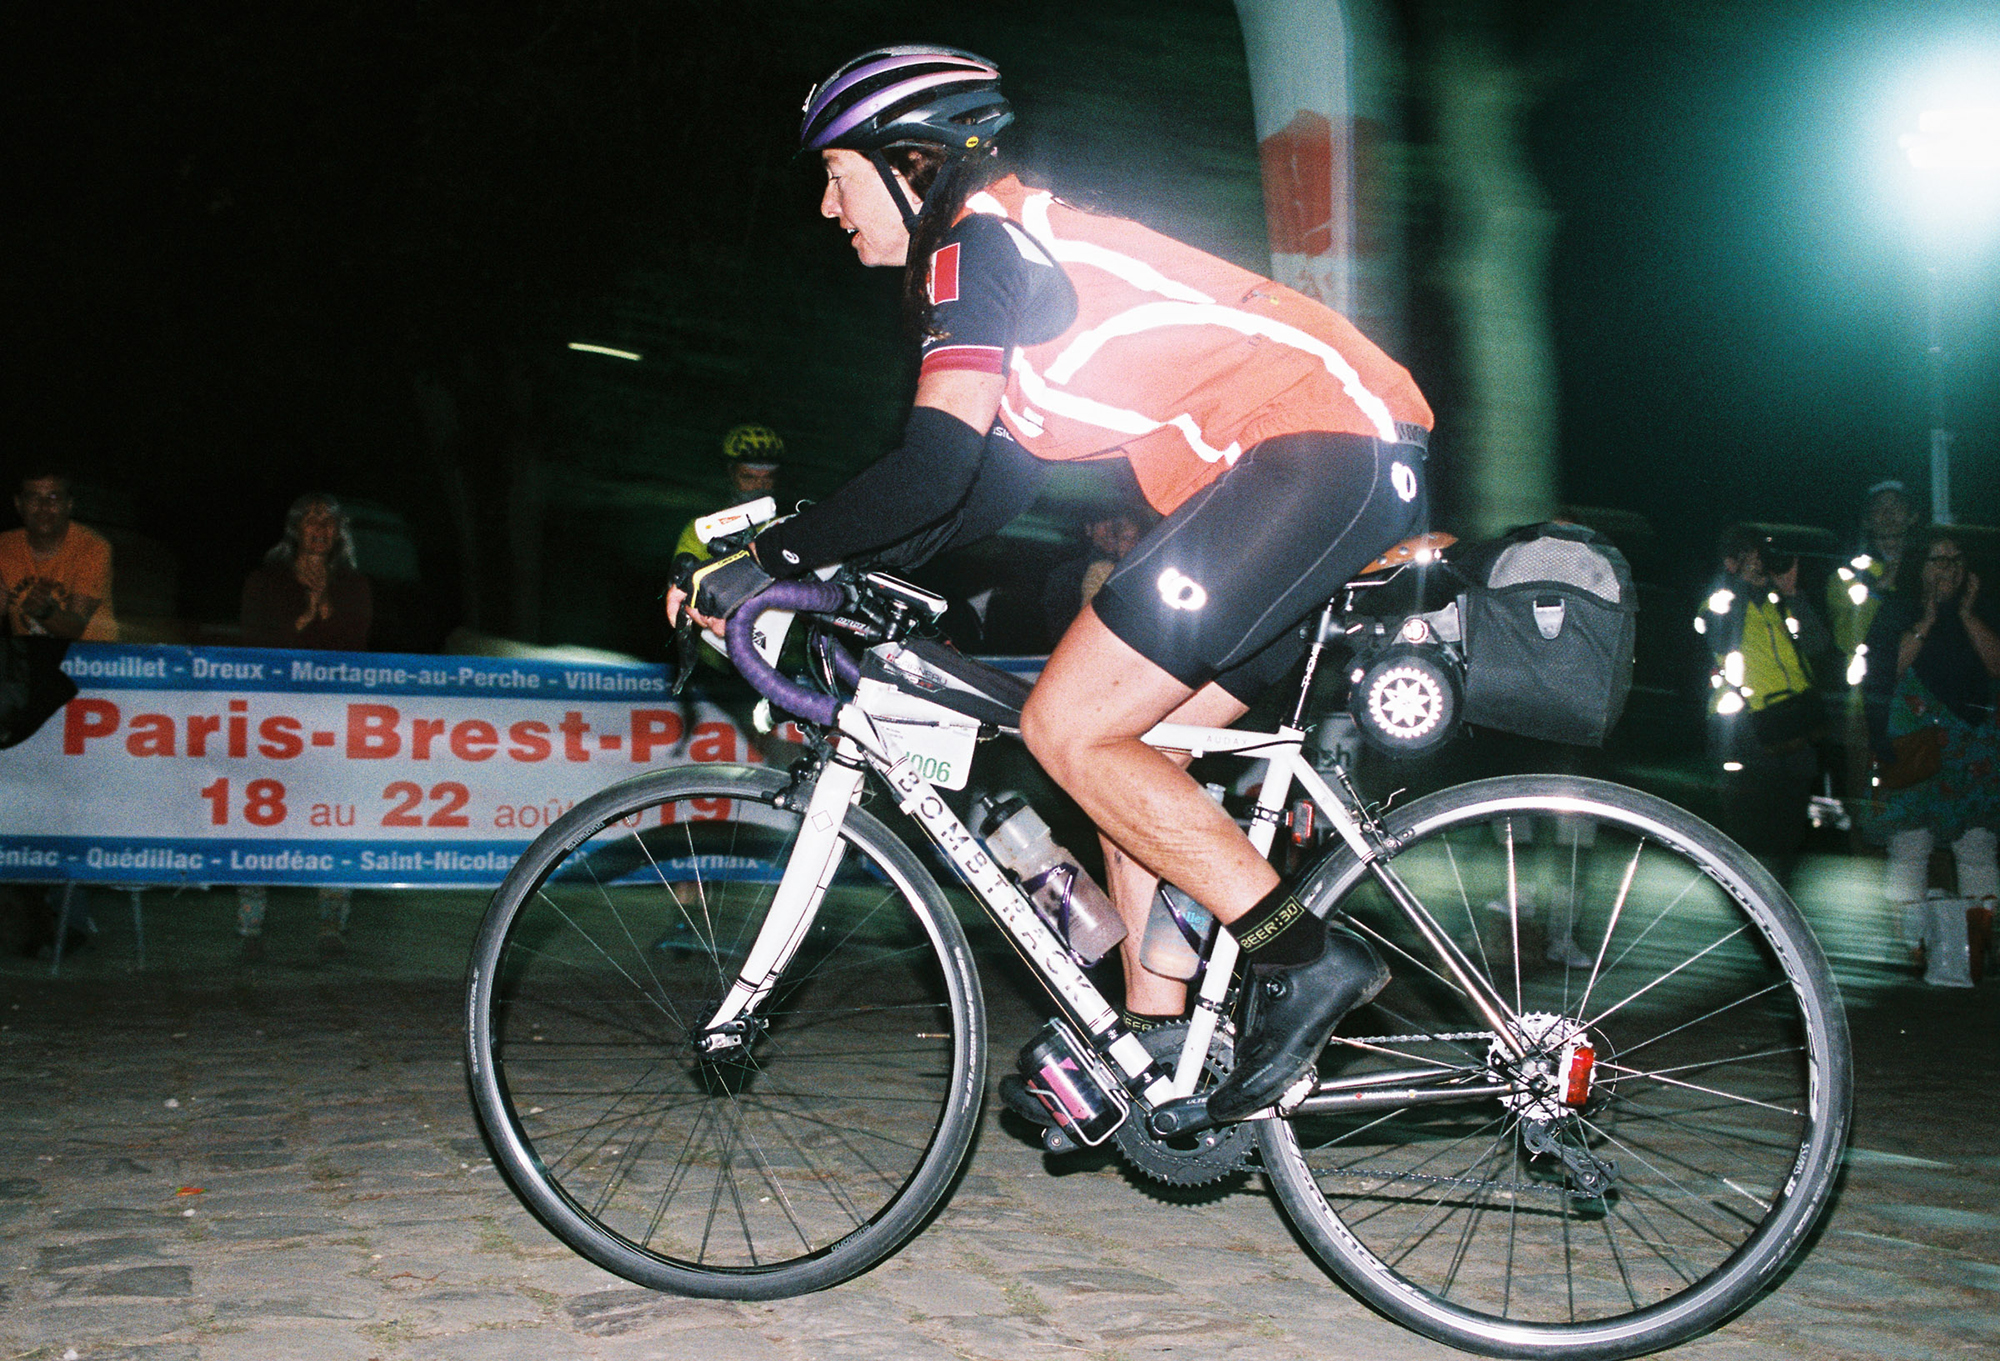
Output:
[811, 70, 981, 148]
[809, 51, 988, 121]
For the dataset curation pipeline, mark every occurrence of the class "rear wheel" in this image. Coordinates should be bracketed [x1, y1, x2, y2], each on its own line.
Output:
[466, 763, 985, 1298]
[1260, 775, 1850, 1359]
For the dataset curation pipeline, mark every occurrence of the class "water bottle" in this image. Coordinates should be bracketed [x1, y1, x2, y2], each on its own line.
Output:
[1016, 1019, 1128, 1147]
[1140, 881, 1217, 981]
[979, 797, 1127, 965]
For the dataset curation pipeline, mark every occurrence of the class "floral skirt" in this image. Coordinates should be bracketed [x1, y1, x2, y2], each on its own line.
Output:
[1878, 672, 2000, 843]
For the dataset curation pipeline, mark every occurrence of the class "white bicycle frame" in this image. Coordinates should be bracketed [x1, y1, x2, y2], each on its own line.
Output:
[695, 669, 1531, 1115]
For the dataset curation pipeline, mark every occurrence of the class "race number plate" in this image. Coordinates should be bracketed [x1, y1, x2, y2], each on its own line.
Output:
[854, 677, 978, 790]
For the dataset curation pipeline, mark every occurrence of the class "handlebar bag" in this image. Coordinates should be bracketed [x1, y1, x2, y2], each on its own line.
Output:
[1451, 523, 1637, 747]
[858, 639, 1033, 729]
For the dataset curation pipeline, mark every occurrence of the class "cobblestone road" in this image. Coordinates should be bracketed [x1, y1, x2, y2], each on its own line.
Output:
[0, 869, 1995, 1361]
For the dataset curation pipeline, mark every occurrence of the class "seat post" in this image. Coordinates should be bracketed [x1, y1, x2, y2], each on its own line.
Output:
[1286, 601, 1344, 731]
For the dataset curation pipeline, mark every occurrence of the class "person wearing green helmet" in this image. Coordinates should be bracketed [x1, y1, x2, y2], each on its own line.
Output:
[673, 424, 785, 563]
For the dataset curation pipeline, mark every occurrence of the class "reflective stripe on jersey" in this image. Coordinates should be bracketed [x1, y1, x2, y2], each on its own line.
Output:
[1011, 351, 1244, 463]
[950, 178, 1430, 513]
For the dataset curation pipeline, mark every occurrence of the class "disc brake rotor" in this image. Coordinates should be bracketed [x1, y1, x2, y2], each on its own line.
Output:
[1115, 1021, 1256, 1186]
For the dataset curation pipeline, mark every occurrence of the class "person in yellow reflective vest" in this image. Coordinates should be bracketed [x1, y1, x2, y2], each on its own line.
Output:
[1825, 481, 1916, 825]
[1826, 481, 1917, 664]
[1698, 526, 1832, 881]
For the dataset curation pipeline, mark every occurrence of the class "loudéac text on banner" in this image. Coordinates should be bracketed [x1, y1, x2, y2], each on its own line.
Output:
[0, 644, 800, 887]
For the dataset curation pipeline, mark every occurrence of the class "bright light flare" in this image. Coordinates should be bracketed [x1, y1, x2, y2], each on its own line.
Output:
[1901, 106, 2000, 173]
[1890, 51, 2000, 249]
[568, 342, 643, 361]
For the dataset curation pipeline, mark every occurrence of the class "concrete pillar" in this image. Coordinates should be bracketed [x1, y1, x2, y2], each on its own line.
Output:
[1231, 0, 1405, 346]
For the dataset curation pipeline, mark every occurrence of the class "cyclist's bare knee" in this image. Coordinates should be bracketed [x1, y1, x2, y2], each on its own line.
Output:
[1020, 693, 1095, 784]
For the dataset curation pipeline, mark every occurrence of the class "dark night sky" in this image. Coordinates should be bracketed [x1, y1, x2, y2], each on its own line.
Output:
[3, 0, 1996, 649]
[1536, 0, 2000, 545]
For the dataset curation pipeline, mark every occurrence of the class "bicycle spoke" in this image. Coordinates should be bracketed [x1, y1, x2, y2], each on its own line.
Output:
[1583, 925, 1750, 1032]
[1575, 838, 1642, 1020]
[1260, 776, 1846, 1351]
[470, 772, 981, 1291]
[1608, 980, 1792, 1065]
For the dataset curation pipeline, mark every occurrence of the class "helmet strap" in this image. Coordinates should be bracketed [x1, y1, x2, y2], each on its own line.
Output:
[865, 151, 922, 232]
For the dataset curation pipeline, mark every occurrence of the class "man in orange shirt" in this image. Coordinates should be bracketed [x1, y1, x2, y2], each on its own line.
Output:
[0, 470, 117, 641]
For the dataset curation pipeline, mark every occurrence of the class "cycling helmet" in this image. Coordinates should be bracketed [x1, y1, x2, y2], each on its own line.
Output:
[721, 423, 785, 468]
[801, 46, 1012, 156]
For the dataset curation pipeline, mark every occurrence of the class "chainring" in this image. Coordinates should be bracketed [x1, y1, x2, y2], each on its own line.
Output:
[1115, 1021, 1256, 1186]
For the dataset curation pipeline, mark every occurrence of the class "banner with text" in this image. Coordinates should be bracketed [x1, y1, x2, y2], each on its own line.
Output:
[0, 644, 797, 888]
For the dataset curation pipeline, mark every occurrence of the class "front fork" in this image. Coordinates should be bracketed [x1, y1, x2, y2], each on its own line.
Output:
[694, 751, 867, 1055]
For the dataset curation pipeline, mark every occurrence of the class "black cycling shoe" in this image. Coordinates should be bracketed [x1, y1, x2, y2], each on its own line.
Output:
[1204, 922, 1389, 1123]
[997, 1073, 1057, 1127]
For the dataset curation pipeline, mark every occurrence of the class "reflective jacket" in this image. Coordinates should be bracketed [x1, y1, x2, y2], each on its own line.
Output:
[958, 176, 1432, 514]
[1697, 577, 1830, 759]
[1825, 552, 1896, 686]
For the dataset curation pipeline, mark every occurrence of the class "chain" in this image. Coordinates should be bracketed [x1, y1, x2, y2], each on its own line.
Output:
[1305, 1161, 1569, 1199]
[1329, 1031, 1493, 1047]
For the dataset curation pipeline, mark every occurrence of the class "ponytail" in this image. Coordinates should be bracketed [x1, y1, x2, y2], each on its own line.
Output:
[882, 143, 1006, 340]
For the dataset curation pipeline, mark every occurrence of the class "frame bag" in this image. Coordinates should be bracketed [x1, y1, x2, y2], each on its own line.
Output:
[1455, 523, 1636, 747]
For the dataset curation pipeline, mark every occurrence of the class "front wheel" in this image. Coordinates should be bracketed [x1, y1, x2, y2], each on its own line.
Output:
[465, 763, 986, 1298]
[1260, 775, 1850, 1360]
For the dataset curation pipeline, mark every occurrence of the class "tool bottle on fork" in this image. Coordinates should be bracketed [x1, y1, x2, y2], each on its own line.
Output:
[978, 797, 1127, 965]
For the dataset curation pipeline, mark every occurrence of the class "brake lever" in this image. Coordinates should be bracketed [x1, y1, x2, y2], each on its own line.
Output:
[668, 553, 701, 697]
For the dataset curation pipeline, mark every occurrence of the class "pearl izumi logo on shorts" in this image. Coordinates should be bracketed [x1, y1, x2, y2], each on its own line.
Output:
[1392, 462, 1419, 503]
[1156, 568, 1208, 611]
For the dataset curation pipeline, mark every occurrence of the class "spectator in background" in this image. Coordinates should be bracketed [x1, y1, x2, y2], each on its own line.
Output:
[236, 493, 372, 962]
[675, 424, 785, 562]
[2, 468, 114, 957]
[1862, 526, 2000, 975]
[1699, 525, 1831, 884]
[1828, 481, 1918, 821]
[0, 469, 117, 642]
[241, 493, 371, 651]
[1040, 502, 1146, 647]
[1828, 480, 1917, 663]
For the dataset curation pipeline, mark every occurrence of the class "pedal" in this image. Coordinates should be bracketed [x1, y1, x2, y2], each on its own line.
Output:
[1274, 1068, 1318, 1116]
[1041, 1124, 1080, 1154]
[1148, 1095, 1216, 1138]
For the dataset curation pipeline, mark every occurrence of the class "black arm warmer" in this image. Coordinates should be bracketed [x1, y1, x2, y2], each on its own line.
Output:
[868, 432, 1049, 572]
[753, 405, 995, 577]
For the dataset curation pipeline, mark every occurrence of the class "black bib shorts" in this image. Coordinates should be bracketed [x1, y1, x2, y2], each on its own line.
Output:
[1088, 431, 1428, 703]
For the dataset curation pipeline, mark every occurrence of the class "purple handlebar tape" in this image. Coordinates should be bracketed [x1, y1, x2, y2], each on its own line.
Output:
[725, 579, 849, 729]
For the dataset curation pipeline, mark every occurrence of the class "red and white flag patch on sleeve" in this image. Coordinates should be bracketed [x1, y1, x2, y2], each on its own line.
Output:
[927, 243, 961, 306]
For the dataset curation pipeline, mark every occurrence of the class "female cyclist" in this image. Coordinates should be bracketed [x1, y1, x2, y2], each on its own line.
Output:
[673, 45, 1435, 1124]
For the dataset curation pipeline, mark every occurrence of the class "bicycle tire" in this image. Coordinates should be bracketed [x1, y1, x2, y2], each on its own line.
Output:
[465, 762, 986, 1298]
[1258, 775, 1850, 1360]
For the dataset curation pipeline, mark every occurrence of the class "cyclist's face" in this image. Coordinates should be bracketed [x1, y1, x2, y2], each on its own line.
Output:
[821, 149, 913, 268]
[729, 463, 777, 496]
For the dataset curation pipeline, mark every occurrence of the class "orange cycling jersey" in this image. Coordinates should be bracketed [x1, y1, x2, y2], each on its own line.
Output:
[926, 175, 1432, 514]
